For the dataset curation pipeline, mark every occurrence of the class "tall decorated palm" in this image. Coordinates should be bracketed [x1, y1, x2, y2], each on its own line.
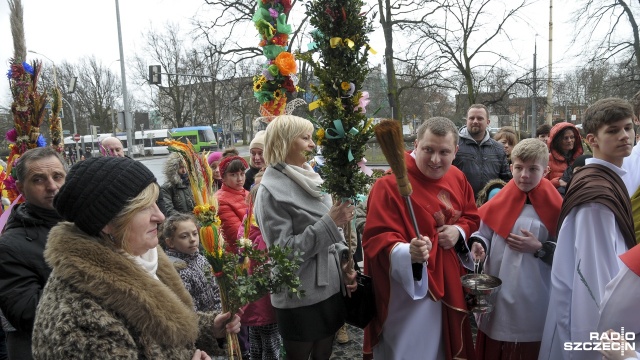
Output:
[251, 0, 306, 121]
[298, 0, 375, 254]
[4, 0, 61, 203]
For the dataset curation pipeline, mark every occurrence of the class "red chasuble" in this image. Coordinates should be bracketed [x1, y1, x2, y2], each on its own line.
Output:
[478, 178, 563, 239]
[362, 152, 480, 360]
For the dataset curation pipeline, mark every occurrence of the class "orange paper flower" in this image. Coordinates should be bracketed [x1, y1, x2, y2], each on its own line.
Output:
[274, 52, 297, 76]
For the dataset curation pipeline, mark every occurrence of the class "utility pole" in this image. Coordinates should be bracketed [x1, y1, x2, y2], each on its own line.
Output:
[545, 0, 554, 125]
[531, 41, 537, 136]
[115, 0, 133, 156]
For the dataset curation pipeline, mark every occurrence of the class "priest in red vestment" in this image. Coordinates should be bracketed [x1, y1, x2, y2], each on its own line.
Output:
[363, 117, 480, 360]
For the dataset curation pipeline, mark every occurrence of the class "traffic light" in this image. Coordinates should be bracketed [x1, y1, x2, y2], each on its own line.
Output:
[149, 65, 161, 85]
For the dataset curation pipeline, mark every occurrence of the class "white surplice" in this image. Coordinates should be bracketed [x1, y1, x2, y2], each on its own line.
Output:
[622, 142, 640, 197]
[598, 264, 640, 358]
[538, 159, 629, 360]
[373, 243, 445, 360]
[473, 205, 552, 342]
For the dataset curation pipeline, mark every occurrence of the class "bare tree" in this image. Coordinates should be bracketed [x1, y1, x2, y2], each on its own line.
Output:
[195, 0, 310, 66]
[572, 0, 640, 72]
[131, 23, 214, 128]
[39, 58, 122, 134]
[377, 0, 446, 121]
[411, 0, 531, 110]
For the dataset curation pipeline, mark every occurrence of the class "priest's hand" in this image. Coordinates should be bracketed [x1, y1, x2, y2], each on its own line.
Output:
[505, 229, 542, 254]
[437, 225, 459, 250]
[471, 242, 486, 261]
[410, 235, 431, 263]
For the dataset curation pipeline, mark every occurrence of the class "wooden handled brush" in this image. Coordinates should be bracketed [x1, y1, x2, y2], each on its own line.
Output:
[374, 120, 413, 197]
[374, 119, 424, 279]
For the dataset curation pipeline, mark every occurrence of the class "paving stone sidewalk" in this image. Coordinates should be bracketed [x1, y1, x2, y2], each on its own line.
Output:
[329, 314, 479, 359]
[330, 324, 364, 359]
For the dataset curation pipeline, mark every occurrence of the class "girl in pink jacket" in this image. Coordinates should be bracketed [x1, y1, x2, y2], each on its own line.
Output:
[238, 180, 281, 360]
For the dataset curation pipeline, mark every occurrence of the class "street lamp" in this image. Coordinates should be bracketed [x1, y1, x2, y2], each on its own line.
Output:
[115, 0, 134, 157]
[28, 50, 58, 87]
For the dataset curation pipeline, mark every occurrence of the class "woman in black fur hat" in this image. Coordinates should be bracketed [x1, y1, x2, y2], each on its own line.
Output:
[32, 156, 241, 360]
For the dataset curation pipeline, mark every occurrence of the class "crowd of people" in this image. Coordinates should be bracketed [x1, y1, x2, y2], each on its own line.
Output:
[0, 93, 637, 360]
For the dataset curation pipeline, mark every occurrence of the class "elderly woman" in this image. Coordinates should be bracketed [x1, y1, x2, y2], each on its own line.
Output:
[546, 122, 584, 189]
[31, 157, 240, 360]
[254, 115, 357, 360]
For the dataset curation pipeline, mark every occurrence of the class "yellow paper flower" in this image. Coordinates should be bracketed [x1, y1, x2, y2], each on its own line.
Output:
[363, 118, 374, 132]
[316, 128, 325, 146]
[341, 82, 350, 91]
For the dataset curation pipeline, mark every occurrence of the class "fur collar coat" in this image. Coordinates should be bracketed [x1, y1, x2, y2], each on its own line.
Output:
[32, 222, 223, 359]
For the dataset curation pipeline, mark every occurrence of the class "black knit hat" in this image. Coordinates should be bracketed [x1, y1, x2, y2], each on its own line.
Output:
[54, 157, 157, 236]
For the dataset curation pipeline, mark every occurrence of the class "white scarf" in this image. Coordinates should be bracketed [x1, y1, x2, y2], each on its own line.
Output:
[280, 163, 324, 198]
[132, 247, 159, 280]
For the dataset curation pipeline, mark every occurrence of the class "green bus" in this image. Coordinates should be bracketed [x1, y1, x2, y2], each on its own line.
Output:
[169, 126, 218, 152]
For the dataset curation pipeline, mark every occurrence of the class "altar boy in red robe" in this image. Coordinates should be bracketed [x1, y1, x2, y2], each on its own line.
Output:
[469, 138, 563, 360]
[363, 117, 480, 360]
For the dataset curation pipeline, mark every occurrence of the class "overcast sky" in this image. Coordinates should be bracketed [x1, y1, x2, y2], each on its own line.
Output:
[0, 0, 577, 108]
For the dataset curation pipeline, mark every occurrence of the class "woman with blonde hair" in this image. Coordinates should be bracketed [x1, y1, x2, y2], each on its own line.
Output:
[254, 115, 357, 360]
[32, 157, 241, 360]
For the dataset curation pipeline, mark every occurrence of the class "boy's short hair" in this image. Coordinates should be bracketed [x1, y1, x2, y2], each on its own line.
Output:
[416, 117, 459, 145]
[536, 124, 552, 137]
[510, 138, 549, 167]
[583, 98, 634, 135]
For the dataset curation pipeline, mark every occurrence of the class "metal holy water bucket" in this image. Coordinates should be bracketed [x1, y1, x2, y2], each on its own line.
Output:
[461, 273, 502, 314]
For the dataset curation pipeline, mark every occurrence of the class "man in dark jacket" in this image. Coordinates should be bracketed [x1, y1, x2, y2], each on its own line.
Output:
[0, 147, 67, 360]
[453, 104, 512, 199]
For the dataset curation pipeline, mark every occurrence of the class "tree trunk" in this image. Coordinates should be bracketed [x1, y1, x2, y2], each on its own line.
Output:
[379, 0, 401, 121]
[620, 0, 640, 71]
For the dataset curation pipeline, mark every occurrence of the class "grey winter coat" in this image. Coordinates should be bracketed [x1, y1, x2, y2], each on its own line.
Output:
[32, 223, 224, 359]
[254, 165, 348, 309]
[453, 127, 512, 198]
[161, 154, 196, 217]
